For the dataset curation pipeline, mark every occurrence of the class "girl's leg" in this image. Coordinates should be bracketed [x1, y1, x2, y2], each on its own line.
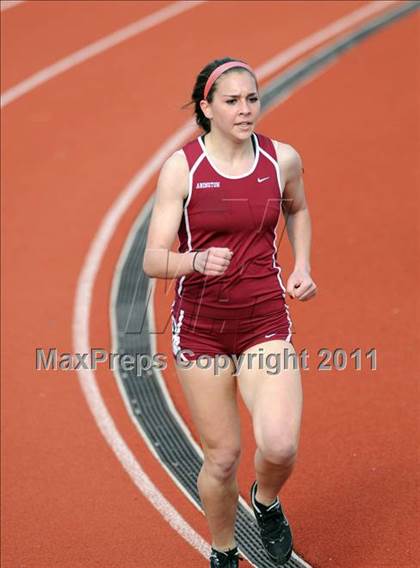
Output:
[175, 357, 241, 551]
[236, 340, 303, 503]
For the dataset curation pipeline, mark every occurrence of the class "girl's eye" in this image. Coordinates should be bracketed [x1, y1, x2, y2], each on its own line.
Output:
[225, 97, 259, 105]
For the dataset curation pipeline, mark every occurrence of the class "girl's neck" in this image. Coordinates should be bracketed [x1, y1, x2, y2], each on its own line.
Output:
[203, 129, 254, 165]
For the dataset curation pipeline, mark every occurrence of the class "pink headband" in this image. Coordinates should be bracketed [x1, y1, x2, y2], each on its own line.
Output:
[203, 61, 254, 100]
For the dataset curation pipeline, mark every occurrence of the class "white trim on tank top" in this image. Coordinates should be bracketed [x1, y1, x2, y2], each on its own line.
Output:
[197, 132, 260, 179]
[259, 146, 284, 197]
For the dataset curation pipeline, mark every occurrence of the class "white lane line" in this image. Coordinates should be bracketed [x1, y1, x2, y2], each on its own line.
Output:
[73, 330, 210, 557]
[73, 1, 393, 559]
[0, 0, 205, 108]
[72, 121, 211, 558]
[0, 0, 24, 11]
[256, 0, 397, 79]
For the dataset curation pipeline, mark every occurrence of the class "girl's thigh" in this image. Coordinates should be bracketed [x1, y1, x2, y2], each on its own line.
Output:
[175, 357, 241, 453]
[236, 340, 303, 449]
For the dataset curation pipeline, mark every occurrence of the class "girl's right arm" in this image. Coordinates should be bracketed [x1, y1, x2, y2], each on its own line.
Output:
[142, 151, 195, 279]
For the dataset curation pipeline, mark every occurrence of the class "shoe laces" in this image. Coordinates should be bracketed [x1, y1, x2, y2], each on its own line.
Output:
[257, 506, 288, 543]
[210, 549, 243, 567]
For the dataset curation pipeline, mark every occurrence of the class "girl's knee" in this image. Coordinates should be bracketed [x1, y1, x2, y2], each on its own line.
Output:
[203, 446, 241, 481]
[258, 436, 298, 466]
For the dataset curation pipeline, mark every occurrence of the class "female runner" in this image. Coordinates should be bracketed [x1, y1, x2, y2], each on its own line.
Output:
[143, 57, 317, 567]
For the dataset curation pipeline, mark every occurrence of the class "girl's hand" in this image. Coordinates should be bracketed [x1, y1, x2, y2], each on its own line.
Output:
[286, 269, 317, 301]
[193, 247, 233, 276]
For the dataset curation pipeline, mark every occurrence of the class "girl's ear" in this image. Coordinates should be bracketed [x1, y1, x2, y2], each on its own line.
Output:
[200, 99, 213, 120]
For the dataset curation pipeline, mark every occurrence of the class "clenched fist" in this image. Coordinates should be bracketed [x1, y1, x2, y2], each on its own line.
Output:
[192, 247, 233, 276]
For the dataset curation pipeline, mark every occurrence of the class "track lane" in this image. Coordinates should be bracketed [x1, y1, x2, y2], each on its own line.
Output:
[0, 0, 173, 90]
[2, 1, 417, 566]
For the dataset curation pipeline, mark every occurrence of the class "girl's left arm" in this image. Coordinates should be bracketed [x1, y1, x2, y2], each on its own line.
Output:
[274, 141, 317, 302]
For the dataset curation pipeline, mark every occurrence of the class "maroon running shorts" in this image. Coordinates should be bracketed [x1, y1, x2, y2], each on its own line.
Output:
[171, 302, 293, 363]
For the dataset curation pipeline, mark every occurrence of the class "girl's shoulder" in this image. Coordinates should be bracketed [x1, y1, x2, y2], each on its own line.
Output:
[256, 137, 303, 185]
[161, 149, 189, 178]
[271, 140, 303, 173]
[156, 150, 189, 201]
[255, 134, 299, 162]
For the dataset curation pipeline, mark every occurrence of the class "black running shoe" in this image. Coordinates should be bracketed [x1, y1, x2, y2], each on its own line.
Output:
[209, 546, 243, 567]
[250, 481, 293, 565]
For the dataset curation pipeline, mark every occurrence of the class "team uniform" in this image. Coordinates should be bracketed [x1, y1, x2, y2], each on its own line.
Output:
[171, 132, 293, 362]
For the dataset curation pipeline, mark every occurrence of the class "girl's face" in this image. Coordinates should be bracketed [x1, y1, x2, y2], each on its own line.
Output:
[200, 71, 261, 140]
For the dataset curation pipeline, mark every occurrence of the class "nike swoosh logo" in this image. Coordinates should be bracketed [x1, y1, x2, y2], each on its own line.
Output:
[265, 332, 276, 338]
[257, 176, 270, 183]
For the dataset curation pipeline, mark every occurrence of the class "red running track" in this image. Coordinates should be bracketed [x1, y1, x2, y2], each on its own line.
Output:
[2, 2, 419, 566]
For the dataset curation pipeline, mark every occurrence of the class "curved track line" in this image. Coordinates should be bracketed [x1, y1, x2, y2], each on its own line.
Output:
[257, 0, 397, 78]
[73, 122, 209, 558]
[0, 0, 24, 11]
[73, 1, 401, 562]
[0, 0, 205, 108]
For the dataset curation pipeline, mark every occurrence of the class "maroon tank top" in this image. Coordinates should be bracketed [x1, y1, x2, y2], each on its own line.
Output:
[173, 132, 287, 319]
